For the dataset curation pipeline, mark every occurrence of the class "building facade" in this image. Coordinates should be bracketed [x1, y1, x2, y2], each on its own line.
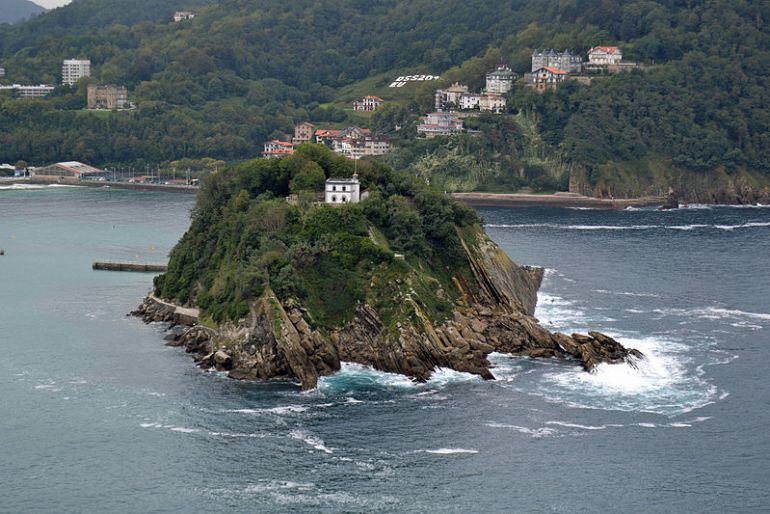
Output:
[325, 177, 361, 204]
[352, 95, 384, 112]
[417, 112, 464, 138]
[293, 122, 315, 145]
[33, 161, 107, 180]
[87, 84, 128, 109]
[587, 46, 622, 65]
[531, 50, 582, 73]
[62, 59, 90, 86]
[262, 140, 295, 158]
[485, 64, 515, 94]
[479, 92, 506, 113]
[434, 83, 469, 111]
[0, 84, 54, 98]
[526, 67, 568, 92]
[173, 11, 196, 22]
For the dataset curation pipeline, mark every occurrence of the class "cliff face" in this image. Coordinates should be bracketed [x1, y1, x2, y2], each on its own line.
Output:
[134, 231, 641, 390]
[570, 165, 770, 205]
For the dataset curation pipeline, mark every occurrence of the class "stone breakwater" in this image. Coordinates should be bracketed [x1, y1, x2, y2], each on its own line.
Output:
[133, 235, 643, 390]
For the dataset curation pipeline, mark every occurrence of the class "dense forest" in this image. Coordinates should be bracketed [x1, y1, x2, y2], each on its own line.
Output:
[1, 0, 768, 197]
[156, 144, 479, 326]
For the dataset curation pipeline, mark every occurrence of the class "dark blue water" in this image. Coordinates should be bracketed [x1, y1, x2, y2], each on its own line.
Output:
[1, 187, 769, 512]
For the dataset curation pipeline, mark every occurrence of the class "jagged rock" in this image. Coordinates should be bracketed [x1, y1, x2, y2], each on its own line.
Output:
[135, 230, 642, 388]
[214, 350, 233, 370]
[659, 189, 679, 210]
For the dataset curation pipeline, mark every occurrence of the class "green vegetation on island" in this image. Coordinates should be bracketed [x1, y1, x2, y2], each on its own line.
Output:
[155, 144, 479, 329]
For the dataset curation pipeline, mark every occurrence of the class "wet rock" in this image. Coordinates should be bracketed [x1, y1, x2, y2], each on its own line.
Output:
[214, 350, 233, 370]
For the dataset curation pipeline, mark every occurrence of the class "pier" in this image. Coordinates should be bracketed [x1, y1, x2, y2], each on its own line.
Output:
[93, 262, 168, 272]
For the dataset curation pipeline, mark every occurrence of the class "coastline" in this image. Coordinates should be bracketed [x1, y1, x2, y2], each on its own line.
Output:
[452, 192, 666, 210]
[1, 177, 199, 194]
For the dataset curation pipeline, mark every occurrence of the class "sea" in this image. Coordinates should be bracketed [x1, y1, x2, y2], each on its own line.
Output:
[1, 185, 769, 513]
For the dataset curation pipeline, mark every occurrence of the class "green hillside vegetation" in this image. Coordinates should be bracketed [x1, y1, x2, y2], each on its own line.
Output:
[156, 144, 480, 327]
[0, 0, 768, 197]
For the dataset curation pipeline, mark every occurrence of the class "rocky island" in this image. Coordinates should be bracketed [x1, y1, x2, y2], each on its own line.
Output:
[135, 145, 642, 390]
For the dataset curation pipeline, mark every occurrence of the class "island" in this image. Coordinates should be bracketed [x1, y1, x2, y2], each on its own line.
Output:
[134, 145, 642, 390]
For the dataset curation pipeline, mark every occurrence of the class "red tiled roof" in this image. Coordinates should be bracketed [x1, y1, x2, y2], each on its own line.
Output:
[589, 46, 620, 54]
[540, 66, 569, 75]
[267, 140, 294, 147]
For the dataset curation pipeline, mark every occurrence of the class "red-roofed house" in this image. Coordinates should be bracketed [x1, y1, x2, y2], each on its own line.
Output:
[527, 67, 569, 92]
[314, 129, 342, 145]
[262, 140, 295, 158]
[588, 46, 623, 66]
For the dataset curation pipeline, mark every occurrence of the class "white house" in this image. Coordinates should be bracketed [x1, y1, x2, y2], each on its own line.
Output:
[173, 11, 196, 22]
[587, 46, 622, 65]
[485, 64, 515, 94]
[325, 176, 363, 204]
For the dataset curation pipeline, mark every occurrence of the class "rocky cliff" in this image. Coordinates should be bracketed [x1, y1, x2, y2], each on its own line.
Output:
[134, 231, 642, 390]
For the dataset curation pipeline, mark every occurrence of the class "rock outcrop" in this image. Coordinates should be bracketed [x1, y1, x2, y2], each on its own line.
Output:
[134, 233, 643, 390]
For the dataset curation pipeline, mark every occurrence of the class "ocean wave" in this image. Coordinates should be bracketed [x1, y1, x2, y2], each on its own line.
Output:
[536, 335, 720, 415]
[484, 422, 558, 438]
[594, 289, 661, 298]
[0, 183, 83, 190]
[652, 307, 770, 323]
[487, 222, 770, 231]
[424, 448, 478, 454]
[317, 362, 480, 393]
[223, 405, 309, 415]
[545, 421, 624, 431]
[290, 430, 333, 454]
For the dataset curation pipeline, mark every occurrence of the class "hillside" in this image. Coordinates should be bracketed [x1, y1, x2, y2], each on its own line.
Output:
[0, 0, 45, 24]
[135, 145, 642, 388]
[1, 0, 769, 200]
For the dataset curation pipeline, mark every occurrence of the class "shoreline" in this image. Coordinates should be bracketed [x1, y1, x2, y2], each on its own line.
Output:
[452, 192, 666, 210]
[1, 177, 199, 194]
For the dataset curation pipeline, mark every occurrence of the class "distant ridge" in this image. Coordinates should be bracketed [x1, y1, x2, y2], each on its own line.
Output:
[0, 0, 46, 24]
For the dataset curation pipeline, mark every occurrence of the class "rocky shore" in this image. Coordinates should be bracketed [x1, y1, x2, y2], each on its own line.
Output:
[133, 234, 643, 390]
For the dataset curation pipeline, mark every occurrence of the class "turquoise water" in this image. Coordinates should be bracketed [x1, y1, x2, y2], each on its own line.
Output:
[1, 186, 769, 512]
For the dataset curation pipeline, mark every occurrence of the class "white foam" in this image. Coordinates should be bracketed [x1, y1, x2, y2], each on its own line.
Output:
[290, 430, 333, 454]
[537, 335, 720, 415]
[170, 426, 199, 433]
[485, 422, 557, 438]
[209, 431, 263, 438]
[425, 448, 478, 454]
[545, 421, 623, 430]
[317, 362, 480, 393]
[653, 307, 770, 323]
[224, 405, 309, 415]
[595, 289, 661, 298]
[243, 481, 315, 493]
[486, 222, 770, 232]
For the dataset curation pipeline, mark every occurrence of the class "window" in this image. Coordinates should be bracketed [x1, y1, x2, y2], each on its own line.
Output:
[332, 195, 337, 202]
[342, 186, 346, 191]
[332, 185, 336, 191]
[342, 196, 347, 202]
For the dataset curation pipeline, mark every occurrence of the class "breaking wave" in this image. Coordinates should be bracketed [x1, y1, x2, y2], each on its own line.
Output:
[486, 222, 770, 231]
[535, 335, 721, 415]
[424, 448, 478, 454]
[317, 362, 480, 393]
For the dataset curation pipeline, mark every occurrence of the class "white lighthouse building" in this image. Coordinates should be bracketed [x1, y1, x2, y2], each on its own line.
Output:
[325, 176, 363, 204]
